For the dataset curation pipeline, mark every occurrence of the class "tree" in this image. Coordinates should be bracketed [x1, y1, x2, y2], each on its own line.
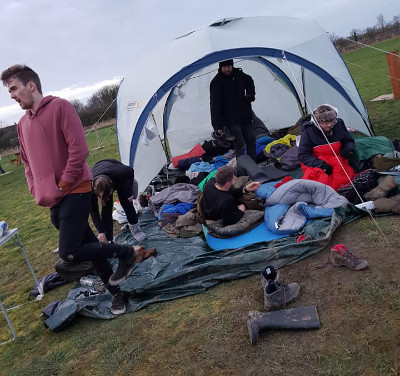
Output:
[393, 15, 400, 33]
[86, 84, 118, 120]
[70, 99, 85, 115]
[376, 14, 386, 33]
[364, 26, 377, 41]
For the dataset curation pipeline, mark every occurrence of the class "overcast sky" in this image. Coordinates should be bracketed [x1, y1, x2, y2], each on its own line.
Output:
[0, 0, 398, 125]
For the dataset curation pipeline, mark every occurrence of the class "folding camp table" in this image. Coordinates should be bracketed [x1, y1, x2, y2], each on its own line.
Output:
[0, 228, 44, 345]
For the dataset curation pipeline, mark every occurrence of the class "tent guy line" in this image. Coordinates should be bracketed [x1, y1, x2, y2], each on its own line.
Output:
[282, 51, 392, 247]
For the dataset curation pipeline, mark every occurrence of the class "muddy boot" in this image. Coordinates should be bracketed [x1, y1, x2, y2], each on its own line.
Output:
[330, 244, 368, 270]
[247, 306, 320, 345]
[364, 175, 398, 201]
[128, 223, 147, 242]
[264, 280, 300, 311]
[373, 194, 400, 214]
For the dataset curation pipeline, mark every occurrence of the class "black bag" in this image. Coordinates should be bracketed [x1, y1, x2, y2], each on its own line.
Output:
[337, 169, 379, 204]
[31, 272, 68, 297]
[54, 259, 94, 282]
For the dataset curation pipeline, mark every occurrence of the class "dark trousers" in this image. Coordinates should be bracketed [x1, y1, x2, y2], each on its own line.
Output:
[0, 164, 5, 174]
[50, 192, 132, 294]
[101, 189, 139, 241]
[229, 122, 256, 161]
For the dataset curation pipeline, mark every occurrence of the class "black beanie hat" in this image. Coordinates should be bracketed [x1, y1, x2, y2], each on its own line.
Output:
[219, 59, 234, 68]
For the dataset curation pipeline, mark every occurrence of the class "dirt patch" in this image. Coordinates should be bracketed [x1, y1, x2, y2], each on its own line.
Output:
[114, 215, 400, 375]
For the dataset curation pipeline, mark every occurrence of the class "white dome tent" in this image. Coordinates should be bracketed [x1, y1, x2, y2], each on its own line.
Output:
[116, 16, 372, 191]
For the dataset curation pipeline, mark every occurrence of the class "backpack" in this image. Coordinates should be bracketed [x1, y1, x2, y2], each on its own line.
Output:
[54, 259, 94, 282]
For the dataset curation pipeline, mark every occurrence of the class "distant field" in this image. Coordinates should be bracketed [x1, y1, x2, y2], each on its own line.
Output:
[343, 37, 400, 139]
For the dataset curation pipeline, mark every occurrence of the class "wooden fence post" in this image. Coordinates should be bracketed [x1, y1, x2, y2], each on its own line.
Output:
[387, 50, 400, 99]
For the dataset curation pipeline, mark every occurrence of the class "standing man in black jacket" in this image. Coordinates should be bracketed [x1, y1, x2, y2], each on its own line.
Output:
[210, 59, 257, 160]
[90, 159, 147, 243]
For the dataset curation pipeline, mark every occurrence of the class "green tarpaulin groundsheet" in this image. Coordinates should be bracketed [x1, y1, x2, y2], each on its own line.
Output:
[45, 205, 364, 331]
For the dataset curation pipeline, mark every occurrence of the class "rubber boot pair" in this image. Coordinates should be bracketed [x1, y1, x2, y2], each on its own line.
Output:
[364, 175, 398, 201]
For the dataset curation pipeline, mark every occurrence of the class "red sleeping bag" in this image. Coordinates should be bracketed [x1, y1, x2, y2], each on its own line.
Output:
[301, 141, 355, 191]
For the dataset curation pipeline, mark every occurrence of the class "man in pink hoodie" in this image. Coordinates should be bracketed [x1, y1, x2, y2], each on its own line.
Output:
[1, 65, 154, 315]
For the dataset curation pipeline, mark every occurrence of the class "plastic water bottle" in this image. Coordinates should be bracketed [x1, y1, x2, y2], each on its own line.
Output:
[0, 221, 8, 237]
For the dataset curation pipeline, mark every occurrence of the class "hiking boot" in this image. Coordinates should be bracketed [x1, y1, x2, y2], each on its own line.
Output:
[263, 280, 300, 311]
[260, 265, 280, 290]
[222, 126, 235, 141]
[330, 244, 368, 270]
[364, 175, 398, 201]
[111, 292, 127, 315]
[128, 223, 147, 242]
[373, 194, 400, 214]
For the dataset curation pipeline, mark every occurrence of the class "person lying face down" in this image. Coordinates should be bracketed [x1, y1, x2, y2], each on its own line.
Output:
[201, 166, 260, 226]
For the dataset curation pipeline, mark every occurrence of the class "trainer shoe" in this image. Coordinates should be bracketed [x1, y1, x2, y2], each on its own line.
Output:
[128, 223, 147, 242]
[108, 249, 136, 286]
[264, 280, 300, 311]
[111, 292, 127, 315]
[330, 244, 368, 270]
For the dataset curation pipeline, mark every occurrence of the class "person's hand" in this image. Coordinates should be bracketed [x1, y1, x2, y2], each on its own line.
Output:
[237, 204, 246, 212]
[245, 181, 261, 192]
[320, 162, 333, 175]
[97, 233, 107, 243]
[127, 195, 133, 202]
[341, 149, 355, 160]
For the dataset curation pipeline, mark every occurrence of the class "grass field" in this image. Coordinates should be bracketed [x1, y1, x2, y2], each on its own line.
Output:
[0, 39, 400, 376]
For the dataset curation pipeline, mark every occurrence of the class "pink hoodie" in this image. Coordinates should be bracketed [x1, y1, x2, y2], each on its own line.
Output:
[17, 96, 92, 208]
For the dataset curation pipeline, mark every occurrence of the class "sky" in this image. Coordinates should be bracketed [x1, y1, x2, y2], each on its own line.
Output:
[0, 0, 399, 126]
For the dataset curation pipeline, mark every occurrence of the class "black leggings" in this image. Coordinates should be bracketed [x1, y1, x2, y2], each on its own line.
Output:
[101, 189, 139, 241]
[229, 122, 256, 161]
[50, 193, 132, 294]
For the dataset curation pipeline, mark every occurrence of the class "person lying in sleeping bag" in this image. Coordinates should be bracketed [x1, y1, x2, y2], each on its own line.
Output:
[202, 166, 260, 226]
[298, 104, 356, 191]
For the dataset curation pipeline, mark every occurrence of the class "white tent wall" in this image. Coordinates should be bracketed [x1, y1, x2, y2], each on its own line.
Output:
[167, 60, 303, 157]
[116, 16, 372, 192]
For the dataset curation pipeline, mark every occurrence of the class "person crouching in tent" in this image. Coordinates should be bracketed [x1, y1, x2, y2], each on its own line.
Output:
[298, 104, 356, 191]
[90, 159, 147, 242]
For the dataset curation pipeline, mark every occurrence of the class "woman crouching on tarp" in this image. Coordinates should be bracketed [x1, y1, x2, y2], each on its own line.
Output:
[90, 159, 147, 243]
[298, 104, 356, 190]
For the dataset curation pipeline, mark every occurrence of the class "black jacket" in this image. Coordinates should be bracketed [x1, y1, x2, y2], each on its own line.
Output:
[202, 178, 244, 226]
[210, 67, 255, 129]
[298, 116, 356, 168]
[91, 159, 134, 197]
[90, 159, 135, 233]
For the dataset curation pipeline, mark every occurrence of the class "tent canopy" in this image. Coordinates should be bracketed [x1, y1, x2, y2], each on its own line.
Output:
[116, 16, 371, 191]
